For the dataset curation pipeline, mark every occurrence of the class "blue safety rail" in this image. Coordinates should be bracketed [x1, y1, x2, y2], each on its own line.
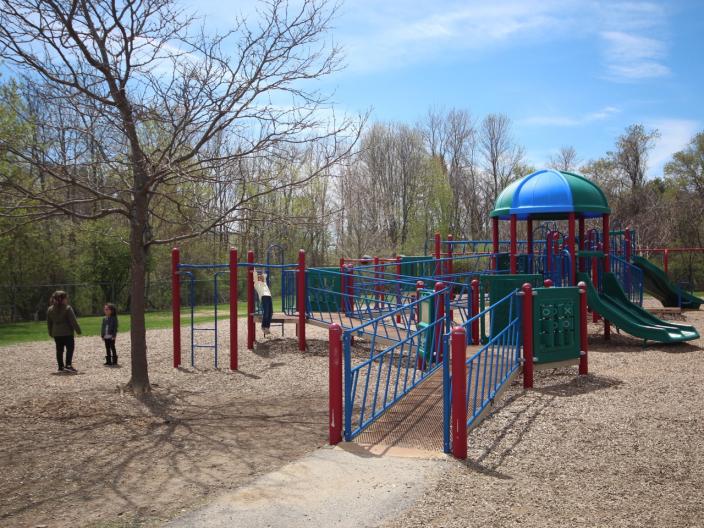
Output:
[462, 290, 522, 428]
[343, 285, 451, 441]
[533, 249, 571, 286]
[282, 269, 297, 315]
[307, 268, 420, 343]
[611, 255, 644, 306]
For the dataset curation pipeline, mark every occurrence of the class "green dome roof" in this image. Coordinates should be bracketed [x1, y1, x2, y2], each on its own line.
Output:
[490, 169, 610, 220]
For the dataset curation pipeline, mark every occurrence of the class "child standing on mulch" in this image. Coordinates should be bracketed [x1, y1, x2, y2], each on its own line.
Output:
[101, 303, 119, 366]
[254, 268, 273, 336]
[47, 290, 82, 372]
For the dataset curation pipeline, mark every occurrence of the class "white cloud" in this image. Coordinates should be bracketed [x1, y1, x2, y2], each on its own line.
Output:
[338, 0, 576, 73]
[601, 31, 669, 81]
[520, 106, 620, 127]
[333, 0, 672, 83]
[646, 118, 700, 175]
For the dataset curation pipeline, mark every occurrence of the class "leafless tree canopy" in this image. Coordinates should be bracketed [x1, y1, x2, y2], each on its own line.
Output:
[0, 0, 359, 393]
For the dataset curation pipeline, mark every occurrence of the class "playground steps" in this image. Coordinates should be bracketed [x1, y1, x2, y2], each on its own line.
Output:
[355, 344, 516, 453]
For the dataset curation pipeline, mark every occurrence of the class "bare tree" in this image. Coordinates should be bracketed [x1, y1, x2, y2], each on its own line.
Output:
[479, 113, 524, 203]
[0, 0, 358, 394]
[549, 146, 580, 172]
[609, 124, 660, 189]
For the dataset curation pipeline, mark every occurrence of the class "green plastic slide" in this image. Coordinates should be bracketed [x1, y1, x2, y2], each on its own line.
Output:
[632, 255, 703, 310]
[577, 272, 700, 344]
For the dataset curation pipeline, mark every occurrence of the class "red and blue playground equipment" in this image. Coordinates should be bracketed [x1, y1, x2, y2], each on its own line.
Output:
[170, 168, 701, 461]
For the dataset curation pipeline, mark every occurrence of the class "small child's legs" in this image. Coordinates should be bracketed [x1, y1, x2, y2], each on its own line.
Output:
[261, 296, 273, 334]
[104, 338, 117, 365]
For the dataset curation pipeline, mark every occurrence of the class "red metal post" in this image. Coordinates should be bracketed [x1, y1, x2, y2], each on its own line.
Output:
[374, 256, 381, 308]
[339, 257, 346, 314]
[592, 255, 599, 323]
[521, 283, 534, 389]
[578, 281, 588, 376]
[578, 216, 585, 272]
[664, 249, 669, 274]
[492, 217, 500, 271]
[415, 280, 425, 323]
[602, 214, 611, 340]
[329, 324, 343, 445]
[171, 247, 181, 368]
[543, 279, 553, 288]
[434, 232, 441, 277]
[568, 213, 576, 285]
[471, 279, 479, 345]
[247, 250, 255, 349]
[396, 256, 402, 323]
[433, 282, 446, 361]
[297, 249, 307, 351]
[526, 217, 533, 273]
[451, 326, 467, 460]
[229, 248, 238, 370]
[510, 214, 517, 274]
[447, 234, 454, 321]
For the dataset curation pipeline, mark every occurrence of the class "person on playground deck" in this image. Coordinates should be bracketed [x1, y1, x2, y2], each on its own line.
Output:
[47, 290, 82, 372]
[101, 303, 119, 366]
[254, 268, 273, 336]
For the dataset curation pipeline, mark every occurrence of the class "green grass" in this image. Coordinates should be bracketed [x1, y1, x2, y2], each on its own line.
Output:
[0, 299, 284, 347]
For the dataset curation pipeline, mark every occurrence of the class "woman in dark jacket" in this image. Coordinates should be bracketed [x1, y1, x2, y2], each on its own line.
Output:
[100, 303, 119, 366]
[47, 291, 82, 372]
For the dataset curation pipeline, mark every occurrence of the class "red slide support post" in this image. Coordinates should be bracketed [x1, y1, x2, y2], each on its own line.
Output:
[328, 324, 343, 445]
[451, 326, 467, 459]
[471, 279, 480, 345]
[578, 281, 589, 376]
[568, 213, 576, 285]
[229, 248, 238, 370]
[521, 283, 534, 389]
[526, 218, 534, 273]
[602, 214, 611, 340]
[297, 249, 307, 351]
[543, 279, 553, 288]
[578, 216, 585, 272]
[171, 247, 181, 368]
[247, 250, 255, 349]
[510, 214, 517, 274]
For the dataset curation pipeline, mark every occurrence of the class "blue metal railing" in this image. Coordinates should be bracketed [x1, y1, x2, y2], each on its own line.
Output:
[611, 255, 644, 306]
[460, 291, 521, 428]
[342, 286, 451, 441]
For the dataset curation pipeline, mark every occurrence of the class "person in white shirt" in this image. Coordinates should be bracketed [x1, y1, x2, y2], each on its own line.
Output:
[254, 268, 273, 335]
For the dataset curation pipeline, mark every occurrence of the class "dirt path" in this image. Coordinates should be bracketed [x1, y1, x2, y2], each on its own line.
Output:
[0, 321, 332, 528]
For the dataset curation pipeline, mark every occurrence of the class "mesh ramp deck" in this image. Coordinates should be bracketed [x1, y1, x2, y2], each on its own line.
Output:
[355, 344, 515, 454]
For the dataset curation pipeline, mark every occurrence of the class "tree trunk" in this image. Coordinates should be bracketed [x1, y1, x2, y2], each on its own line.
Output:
[127, 190, 151, 395]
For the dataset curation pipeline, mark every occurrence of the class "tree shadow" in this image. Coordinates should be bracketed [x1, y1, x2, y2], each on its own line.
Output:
[1, 376, 328, 527]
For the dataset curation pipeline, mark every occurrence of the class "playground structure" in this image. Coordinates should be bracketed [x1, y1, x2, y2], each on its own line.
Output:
[169, 168, 701, 460]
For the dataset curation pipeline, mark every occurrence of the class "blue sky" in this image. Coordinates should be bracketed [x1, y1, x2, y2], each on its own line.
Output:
[190, 0, 702, 175]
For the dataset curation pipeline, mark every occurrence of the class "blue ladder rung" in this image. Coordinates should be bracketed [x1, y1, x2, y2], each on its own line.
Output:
[193, 328, 216, 331]
[193, 344, 217, 349]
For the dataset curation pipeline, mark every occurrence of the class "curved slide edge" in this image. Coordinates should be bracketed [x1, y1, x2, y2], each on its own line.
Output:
[632, 256, 703, 310]
[577, 272, 700, 343]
